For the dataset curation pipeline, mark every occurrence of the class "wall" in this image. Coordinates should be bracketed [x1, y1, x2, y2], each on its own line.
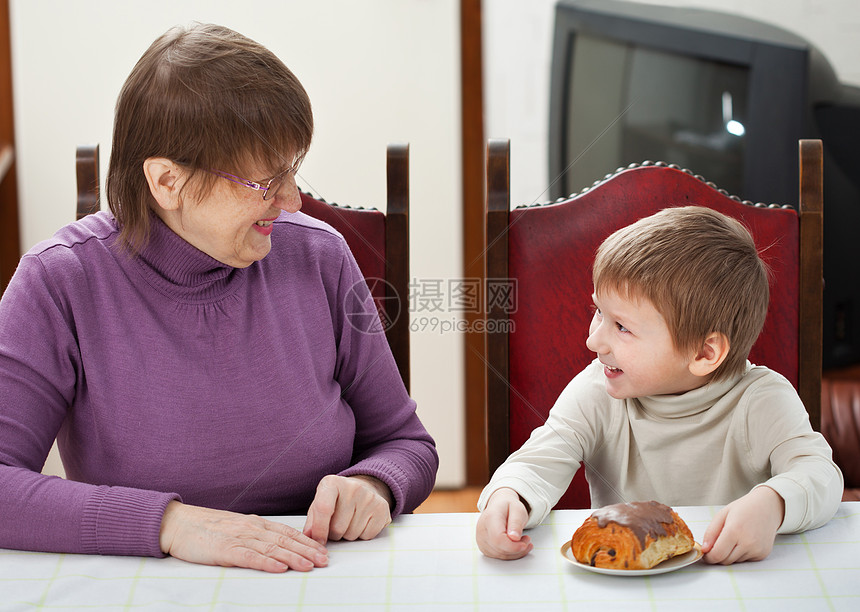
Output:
[10, 0, 465, 487]
[484, 0, 860, 209]
[15, 0, 856, 492]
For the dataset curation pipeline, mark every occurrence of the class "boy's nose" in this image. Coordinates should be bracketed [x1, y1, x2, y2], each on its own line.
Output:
[586, 323, 607, 354]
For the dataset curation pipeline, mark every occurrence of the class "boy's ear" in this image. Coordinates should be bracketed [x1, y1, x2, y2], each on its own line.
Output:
[143, 157, 185, 211]
[689, 331, 730, 377]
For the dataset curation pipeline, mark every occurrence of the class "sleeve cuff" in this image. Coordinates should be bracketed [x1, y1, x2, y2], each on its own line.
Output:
[80, 485, 181, 557]
[755, 478, 805, 534]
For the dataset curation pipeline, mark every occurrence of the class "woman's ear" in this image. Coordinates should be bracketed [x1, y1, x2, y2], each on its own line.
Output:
[143, 158, 184, 211]
[689, 331, 730, 377]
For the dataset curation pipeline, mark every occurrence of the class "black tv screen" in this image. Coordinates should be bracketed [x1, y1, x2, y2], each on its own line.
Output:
[549, 0, 860, 369]
[564, 32, 748, 197]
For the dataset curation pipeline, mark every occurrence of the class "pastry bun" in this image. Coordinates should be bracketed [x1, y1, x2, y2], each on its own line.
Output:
[570, 500, 695, 570]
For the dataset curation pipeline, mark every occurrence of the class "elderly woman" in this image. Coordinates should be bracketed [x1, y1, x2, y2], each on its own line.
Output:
[0, 24, 437, 573]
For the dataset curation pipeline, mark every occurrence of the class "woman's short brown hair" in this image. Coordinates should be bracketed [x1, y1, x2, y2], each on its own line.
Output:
[592, 206, 770, 381]
[106, 23, 313, 252]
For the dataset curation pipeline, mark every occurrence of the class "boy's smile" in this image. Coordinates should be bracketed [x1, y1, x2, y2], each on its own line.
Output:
[586, 289, 705, 399]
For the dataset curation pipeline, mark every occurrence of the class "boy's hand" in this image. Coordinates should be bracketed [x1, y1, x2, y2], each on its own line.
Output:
[701, 486, 785, 564]
[475, 487, 534, 560]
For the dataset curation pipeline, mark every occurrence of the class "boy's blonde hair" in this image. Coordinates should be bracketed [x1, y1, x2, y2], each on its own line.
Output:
[592, 206, 769, 381]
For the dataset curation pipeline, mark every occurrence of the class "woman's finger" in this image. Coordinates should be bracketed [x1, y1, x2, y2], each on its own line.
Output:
[304, 478, 340, 544]
[229, 535, 325, 572]
[339, 510, 369, 542]
[162, 502, 329, 572]
[359, 509, 392, 540]
[308, 475, 392, 542]
[262, 523, 329, 565]
[264, 520, 328, 554]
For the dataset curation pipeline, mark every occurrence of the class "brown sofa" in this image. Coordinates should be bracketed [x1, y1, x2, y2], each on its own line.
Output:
[821, 376, 860, 501]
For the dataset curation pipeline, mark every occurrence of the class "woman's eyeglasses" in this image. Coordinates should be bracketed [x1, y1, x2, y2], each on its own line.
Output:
[211, 164, 298, 201]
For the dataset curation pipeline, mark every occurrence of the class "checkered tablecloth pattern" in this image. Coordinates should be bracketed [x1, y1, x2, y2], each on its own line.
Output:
[3, 503, 859, 611]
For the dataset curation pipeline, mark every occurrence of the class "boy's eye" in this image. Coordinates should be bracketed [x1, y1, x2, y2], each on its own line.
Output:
[616, 322, 629, 333]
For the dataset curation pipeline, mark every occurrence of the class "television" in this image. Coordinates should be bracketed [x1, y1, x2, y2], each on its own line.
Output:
[549, 0, 860, 369]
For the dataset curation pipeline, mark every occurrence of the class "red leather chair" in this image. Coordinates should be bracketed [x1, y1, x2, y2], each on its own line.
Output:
[821, 373, 860, 501]
[485, 138, 823, 509]
[76, 143, 411, 391]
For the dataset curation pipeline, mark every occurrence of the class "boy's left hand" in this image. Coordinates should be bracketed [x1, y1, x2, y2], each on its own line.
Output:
[701, 486, 785, 564]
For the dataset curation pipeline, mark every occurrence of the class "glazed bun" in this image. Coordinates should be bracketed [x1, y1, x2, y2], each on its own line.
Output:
[570, 500, 695, 570]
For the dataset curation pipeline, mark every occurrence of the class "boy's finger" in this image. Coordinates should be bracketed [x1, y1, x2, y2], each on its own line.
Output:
[491, 533, 532, 560]
[701, 506, 728, 553]
[483, 508, 509, 540]
[505, 500, 530, 540]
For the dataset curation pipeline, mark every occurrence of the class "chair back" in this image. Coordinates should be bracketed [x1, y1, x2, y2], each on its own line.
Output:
[485, 138, 823, 509]
[821, 377, 860, 498]
[76, 143, 411, 391]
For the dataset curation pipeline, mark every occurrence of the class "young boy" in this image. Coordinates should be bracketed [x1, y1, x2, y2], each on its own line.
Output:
[476, 206, 843, 565]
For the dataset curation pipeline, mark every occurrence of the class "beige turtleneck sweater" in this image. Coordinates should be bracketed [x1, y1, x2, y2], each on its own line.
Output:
[479, 360, 843, 533]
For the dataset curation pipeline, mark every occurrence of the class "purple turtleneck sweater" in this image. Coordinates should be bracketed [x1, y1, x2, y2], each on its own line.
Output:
[0, 210, 437, 557]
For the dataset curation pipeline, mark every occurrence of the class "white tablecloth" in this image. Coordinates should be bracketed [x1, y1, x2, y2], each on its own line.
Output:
[2, 503, 858, 611]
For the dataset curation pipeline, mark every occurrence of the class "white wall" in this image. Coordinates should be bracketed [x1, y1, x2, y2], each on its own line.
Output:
[10, 0, 465, 487]
[484, 0, 860, 210]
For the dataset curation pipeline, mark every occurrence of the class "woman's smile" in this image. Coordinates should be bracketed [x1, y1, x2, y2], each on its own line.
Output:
[253, 217, 278, 236]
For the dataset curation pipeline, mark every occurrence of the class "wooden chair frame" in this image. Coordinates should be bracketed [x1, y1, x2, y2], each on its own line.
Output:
[76, 143, 411, 391]
[485, 138, 823, 479]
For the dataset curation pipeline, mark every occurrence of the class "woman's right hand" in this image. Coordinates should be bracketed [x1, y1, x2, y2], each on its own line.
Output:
[159, 501, 329, 573]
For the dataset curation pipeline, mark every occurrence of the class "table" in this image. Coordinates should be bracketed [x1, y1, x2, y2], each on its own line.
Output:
[2, 503, 858, 611]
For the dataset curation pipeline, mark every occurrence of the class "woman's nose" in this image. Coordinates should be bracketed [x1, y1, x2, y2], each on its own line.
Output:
[273, 179, 301, 213]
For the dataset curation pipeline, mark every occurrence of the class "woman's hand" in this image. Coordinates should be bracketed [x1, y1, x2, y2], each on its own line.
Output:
[475, 487, 533, 560]
[701, 485, 785, 565]
[303, 474, 393, 544]
[159, 501, 328, 573]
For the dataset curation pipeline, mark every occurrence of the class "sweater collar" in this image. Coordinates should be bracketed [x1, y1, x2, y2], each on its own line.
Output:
[135, 212, 243, 303]
[636, 363, 750, 419]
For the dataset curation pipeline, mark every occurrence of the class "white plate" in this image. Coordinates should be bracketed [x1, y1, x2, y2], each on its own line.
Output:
[560, 541, 703, 576]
